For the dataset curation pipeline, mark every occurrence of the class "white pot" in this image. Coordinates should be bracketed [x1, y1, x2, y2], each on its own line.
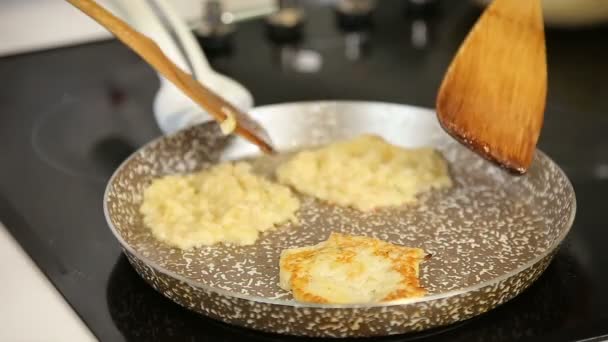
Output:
[472, 0, 608, 27]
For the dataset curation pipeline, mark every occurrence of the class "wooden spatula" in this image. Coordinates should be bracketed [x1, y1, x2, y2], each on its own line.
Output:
[436, 0, 546, 174]
[66, 0, 274, 154]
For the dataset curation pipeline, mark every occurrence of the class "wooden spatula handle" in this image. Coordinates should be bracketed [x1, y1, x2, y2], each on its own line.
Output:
[65, 0, 274, 153]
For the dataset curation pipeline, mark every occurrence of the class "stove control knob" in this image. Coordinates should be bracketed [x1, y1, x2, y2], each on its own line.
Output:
[194, 0, 235, 54]
[404, 0, 439, 17]
[265, 0, 306, 44]
[335, 0, 376, 32]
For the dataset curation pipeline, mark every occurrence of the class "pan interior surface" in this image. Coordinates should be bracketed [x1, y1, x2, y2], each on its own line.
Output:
[105, 101, 575, 307]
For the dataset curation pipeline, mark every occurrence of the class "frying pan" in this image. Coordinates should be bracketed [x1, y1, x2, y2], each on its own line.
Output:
[104, 101, 576, 337]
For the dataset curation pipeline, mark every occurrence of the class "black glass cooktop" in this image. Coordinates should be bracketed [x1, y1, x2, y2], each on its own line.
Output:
[1, 1, 608, 341]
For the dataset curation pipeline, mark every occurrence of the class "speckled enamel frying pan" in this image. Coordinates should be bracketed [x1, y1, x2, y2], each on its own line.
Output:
[104, 101, 576, 337]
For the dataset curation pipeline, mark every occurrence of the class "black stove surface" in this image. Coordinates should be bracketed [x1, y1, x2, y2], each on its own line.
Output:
[1, 1, 608, 341]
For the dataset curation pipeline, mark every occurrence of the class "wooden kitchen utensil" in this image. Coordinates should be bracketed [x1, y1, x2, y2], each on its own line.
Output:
[436, 0, 546, 174]
[66, 0, 274, 154]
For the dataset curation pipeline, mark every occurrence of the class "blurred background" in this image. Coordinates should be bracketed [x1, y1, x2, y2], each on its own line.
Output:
[1, 1, 607, 341]
[2, 0, 608, 56]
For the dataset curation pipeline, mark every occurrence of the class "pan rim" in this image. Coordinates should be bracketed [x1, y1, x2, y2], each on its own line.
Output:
[103, 100, 577, 309]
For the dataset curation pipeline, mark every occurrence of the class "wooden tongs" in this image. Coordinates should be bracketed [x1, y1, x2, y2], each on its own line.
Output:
[66, 0, 274, 154]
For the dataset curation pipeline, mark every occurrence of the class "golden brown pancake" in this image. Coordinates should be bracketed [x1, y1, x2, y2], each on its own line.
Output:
[279, 233, 426, 304]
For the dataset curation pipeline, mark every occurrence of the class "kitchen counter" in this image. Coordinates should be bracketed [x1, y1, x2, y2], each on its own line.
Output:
[0, 223, 96, 341]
